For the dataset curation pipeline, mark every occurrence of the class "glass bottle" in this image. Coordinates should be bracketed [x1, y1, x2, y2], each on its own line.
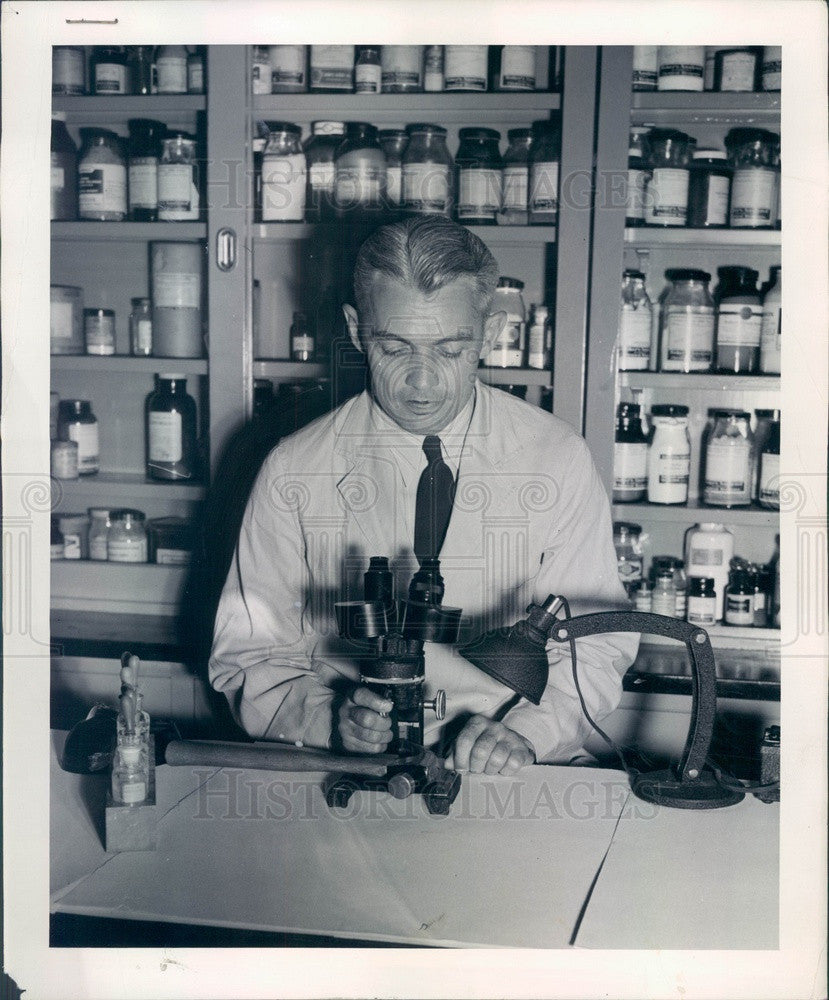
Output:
[88, 507, 112, 561]
[130, 297, 153, 356]
[528, 116, 560, 225]
[644, 129, 692, 226]
[128, 118, 165, 222]
[752, 408, 781, 500]
[715, 266, 762, 373]
[59, 514, 89, 560]
[401, 124, 452, 217]
[526, 304, 552, 370]
[111, 741, 150, 802]
[52, 46, 86, 94]
[84, 307, 116, 355]
[651, 570, 677, 616]
[187, 46, 205, 94]
[380, 45, 423, 93]
[91, 46, 129, 95]
[270, 45, 307, 94]
[760, 265, 781, 374]
[51, 440, 79, 481]
[251, 45, 272, 95]
[761, 46, 782, 91]
[493, 45, 536, 91]
[647, 403, 690, 505]
[51, 518, 65, 561]
[455, 128, 503, 225]
[758, 417, 780, 510]
[78, 129, 127, 221]
[726, 128, 779, 229]
[378, 129, 408, 217]
[613, 522, 644, 595]
[155, 45, 188, 94]
[58, 399, 100, 475]
[685, 522, 734, 621]
[618, 269, 652, 370]
[634, 581, 653, 613]
[500, 128, 532, 225]
[687, 148, 731, 229]
[51, 113, 78, 221]
[355, 47, 382, 94]
[660, 269, 715, 372]
[443, 45, 488, 91]
[145, 375, 198, 481]
[334, 122, 385, 220]
[613, 401, 648, 503]
[158, 133, 199, 221]
[309, 45, 355, 93]
[714, 47, 760, 92]
[304, 121, 346, 222]
[262, 122, 306, 222]
[703, 410, 753, 507]
[724, 569, 754, 626]
[128, 46, 156, 96]
[482, 277, 526, 368]
[657, 46, 705, 91]
[686, 577, 717, 625]
[290, 312, 314, 362]
[423, 46, 444, 92]
[632, 46, 658, 91]
[625, 127, 650, 227]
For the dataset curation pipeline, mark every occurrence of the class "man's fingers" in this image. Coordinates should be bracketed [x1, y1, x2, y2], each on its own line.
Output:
[351, 687, 393, 715]
[452, 715, 492, 771]
[348, 720, 392, 744]
[499, 748, 531, 775]
[483, 740, 514, 775]
[350, 706, 392, 732]
[341, 732, 389, 754]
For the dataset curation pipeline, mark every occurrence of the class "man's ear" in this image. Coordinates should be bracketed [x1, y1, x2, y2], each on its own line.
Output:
[481, 310, 507, 358]
[342, 304, 364, 354]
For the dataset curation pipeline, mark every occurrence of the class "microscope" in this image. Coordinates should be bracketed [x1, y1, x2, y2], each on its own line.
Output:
[327, 556, 463, 814]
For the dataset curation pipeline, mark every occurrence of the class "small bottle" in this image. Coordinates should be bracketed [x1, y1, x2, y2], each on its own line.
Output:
[646, 403, 690, 505]
[155, 45, 188, 94]
[651, 569, 677, 617]
[758, 417, 781, 510]
[618, 269, 652, 371]
[58, 514, 89, 560]
[526, 304, 551, 370]
[625, 127, 650, 227]
[724, 569, 754, 626]
[130, 298, 153, 356]
[158, 132, 200, 221]
[51, 113, 79, 221]
[380, 45, 422, 93]
[58, 399, 99, 475]
[714, 47, 760, 93]
[685, 522, 734, 622]
[91, 46, 129, 95]
[657, 46, 705, 92]
[687, 149, 731, 229]
[52, 46, 86, 95]
[84, 308, 116, 355]
[270, 45, 307, 94]
[107, 509, 148, 563]
[145, 375, 198, 481]
[187, 46, 205, 94]
[500, 128, 532, 225]
[423, 45, 444, 92]
[686, 577, 717, 625]
[748, 564, 769, 626]
[528, 117, 560, 225]
[355, 47, 382, 94]
[443, 45, 488, 92]
[613, 521, 644, 595]
[760, 265, 781, 374]
[262, 122, 307, 223]
[634, 580, 652, 613]
[290, 312, 314, 362]
[613, 402, 648, 503]
[88, 507, 112, 561]
[644, 129, 692, 227]
[715, 266, 762, 374]
[128, 46, 156, 96]
[494, 46, 536, 91]
[251, 45, 272, 94]
[111, 741, 150, 805]
[631, 46, 658, 91]
[51, 439, 79, 480]
[128, 118, 165, 222]
[482, 277, 526, 368]
[51, 519, 65, 561]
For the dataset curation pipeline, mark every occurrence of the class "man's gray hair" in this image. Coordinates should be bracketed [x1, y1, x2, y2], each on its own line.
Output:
[352, 216, 499, 320]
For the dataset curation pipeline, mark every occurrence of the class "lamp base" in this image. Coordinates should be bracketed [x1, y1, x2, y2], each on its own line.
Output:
[632, 767, 745, 809]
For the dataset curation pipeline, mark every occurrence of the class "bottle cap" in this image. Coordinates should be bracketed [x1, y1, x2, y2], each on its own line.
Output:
[692, 148, 727, 160]
[651, 403, 689, 418]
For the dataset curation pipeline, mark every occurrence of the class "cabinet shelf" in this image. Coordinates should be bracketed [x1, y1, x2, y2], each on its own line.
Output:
[630, 91, 780, 125]
[618, 371, 780, 392]
[52, 222, 207, 241]
[253, 360, 327, 379]
[478, 367, 551, 387]
[51, 561, 190, 615]
[612, 502, 778, 527]
[52, 356, 208, 375]
[638, 623, 780, 651]
[624, 227, 780, 248]
[251, 223, 556, 246]
[53, 472, 206, 503]
[52, 94, 206, 122]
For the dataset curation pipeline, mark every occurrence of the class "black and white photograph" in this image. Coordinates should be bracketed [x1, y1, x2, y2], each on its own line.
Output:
[2, 1, 827, 998]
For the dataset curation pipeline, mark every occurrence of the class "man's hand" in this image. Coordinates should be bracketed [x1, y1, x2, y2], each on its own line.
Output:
[337, 686, 394, 754]
[446, 716, 535, 775]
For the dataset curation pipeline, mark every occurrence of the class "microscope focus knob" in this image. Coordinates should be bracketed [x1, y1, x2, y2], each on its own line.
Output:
[424, 690, 446, 721]
[387, 772, 417, 799]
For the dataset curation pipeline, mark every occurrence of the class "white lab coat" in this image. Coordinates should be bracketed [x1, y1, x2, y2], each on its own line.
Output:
[209, 382, 638, 761]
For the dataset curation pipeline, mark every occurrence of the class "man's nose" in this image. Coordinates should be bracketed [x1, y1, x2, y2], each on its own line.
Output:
[404, 357, 439, 390]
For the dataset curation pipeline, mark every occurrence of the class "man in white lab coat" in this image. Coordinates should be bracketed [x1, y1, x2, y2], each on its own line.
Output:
[209, 216, 637, 775]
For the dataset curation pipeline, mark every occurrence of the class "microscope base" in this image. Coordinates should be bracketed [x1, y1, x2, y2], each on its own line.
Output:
[325, 760, 461, 816]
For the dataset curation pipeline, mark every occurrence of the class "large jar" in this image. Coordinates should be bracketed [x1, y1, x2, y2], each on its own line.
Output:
[51, 113, 78, 221]
[270, 45, 307, 93]
[444, 45, 488, 91]
[151, 241, 203, 358]
[334, 122, 385, 219]
[455, 128, 502, 225]
[262, 122, 306, 222]
[726, 128, 779, 229]
[78, 128, 127, 221]
[304, 121, 345, 222]
[155, 45, 188, 94]
[528, 116, 560, 225]
[760, 265, 781, 373]
[91, 46, 129, 95]
[613, 402, 648, 503]
[660, 269, 715, 372]
[50, 285, 84, 355]
[632, 46, 658, 91]
[685, 522, 734, 621]
[625, 126, 650, 227]
[158, 132, 200, 221]
[355, 47, 381, 94]
[618, 269, 652, 371]
[644, 128, 692, 226]
[58, 399, 100, 475]
[381, 45, 423, 93]
[714, 47, 760, 92]
[687, 148, 731, 228]
[703, 410, 753, 507]
[309, 45, 355, 92]
[501, 128, 532, 224]
[378, 129, 408, 216]
[107, 509, 148, 563]
[715, 265, 762, 373]
[657, 46, 705, 91]
[401, 124, 452, 217]
[52, 46, 85, 94]
[646, 403, 691, 505]
[482, 277, 525, 368]
[146, 375, 198, 481]
[128, 118, 165, 221]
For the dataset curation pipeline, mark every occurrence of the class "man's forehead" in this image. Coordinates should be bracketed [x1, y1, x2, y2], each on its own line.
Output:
[363, 275, 480, 322]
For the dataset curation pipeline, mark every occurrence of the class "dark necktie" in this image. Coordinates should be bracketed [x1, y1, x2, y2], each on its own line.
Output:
[414, 435, 455, 565]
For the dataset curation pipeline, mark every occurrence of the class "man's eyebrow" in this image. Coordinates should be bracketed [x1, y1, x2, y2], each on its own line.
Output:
[369, 329, 476, 344]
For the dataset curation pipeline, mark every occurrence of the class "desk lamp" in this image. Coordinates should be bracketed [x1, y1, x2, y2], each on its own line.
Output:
[459, 598, 745, 810]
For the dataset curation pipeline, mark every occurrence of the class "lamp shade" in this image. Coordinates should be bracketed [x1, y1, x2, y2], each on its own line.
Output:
[459, 621, 549, 705]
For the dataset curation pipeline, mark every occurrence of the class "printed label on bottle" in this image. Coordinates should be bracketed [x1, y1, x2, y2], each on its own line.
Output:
[759, 453, 780, 506]
[651, 592, 676, 616]
[149, 411, 183, 463]
[156, 57, 188, 93]
[704, 440, 751, 504]
[356, 66, 382, 92]
[135, 319, 153, 353]
[272, 68, 304, 87]
[720, 52, 756, 90]
[79, 164, 127, 216]
[664, 308, 714, 369]
[502, 165, 528, 211]
[158, 163, 193, 211]
[310, 67, 352, 90]
[381, 69, 419, 88]
[458, 169, 501, 217]
[760, 305, 782, 371]
[484, 320, 524, 367]
[252, 61, 272, 94]
[153, 271, 200, 309]
[385, 165, 402, 206]
[292, 335, 314, 352]
[67, 423, 99, 472]
[527, 323, 547, 368]
[730, 168, 776, 226]
[726, 594, 753, 625]
[690, 548, 724, 566]
[704, 175, 730, 225]
[626, 168, 649, 220]
[156, 547, 192, 566]
[95, 63, 127, 93]
[309, 162, 336, 191]
[402, 163, 450, 214]
[128, 159, 158, 209]
[529, 161, 559, 214]
[613, 442, 648, 492]
[618, 306, 651, 369]
[617, 558, 643, 584]
[50, 301, 75, 347]
[687, 595, 716, 624]
[762, 62, 782, 90]
[632, 69, 657, 87]
[108, 538, 148, 563]
[63, 533, 82, 559]
[85, 314, 116, 354]
[335, 164, 384, 209]
[656, 455, 690, 485]
[53, 49, 85, 92]
[120, 780, 147, 804]
[499, 46, 535, 89]
[645, 168, 688, 224]
[716, 304, 762, 347]
[51, 166, 65, 192]
[89, 533, 109, 561]
[262, 155, 307, 220]
[444, 47, 487, 91]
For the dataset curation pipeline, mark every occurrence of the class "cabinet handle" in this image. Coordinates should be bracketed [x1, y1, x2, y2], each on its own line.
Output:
[215, 227, 237, 271]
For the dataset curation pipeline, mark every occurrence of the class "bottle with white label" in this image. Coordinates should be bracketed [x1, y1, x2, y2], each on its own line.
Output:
[51, 113, 78, 221]
[444, 45, 488, 91]
[494, 46, 535, 91]
[761, 46, 782, 91]
[527, 304, 551, 370]
[146, 375, 198, 481]
[380, 45, 422, 93]
[88, 508, 112, 561]
[78, 129, 127, 221]
[686, 577, 717, 625]
[613, 521, 644, 594]
[155, 45, 188, 94]
[724, 570, 754, 626]
[646, 404, 691, 505]
[151, 241, 203, 358]
[107, 510, 149, 563]
[644, 128, 691, 226]
[687, 149, 731, 228]
[401, 124, 452, 217]
[685, 522, 734, 621]
[310, 45, 355, 93]
[657, 46, 705, 91]
[726, 128, 779, 229]
[262, 122, 307, 222]
[58, 514, 90, 560]
[715, 266, 762, 373]
[625, 127, 650, 227]
[269, 45, 307, 94]
[130, 298, 153, 356]
[760, 265, 781, 373]
[290, 312, 314, 362]
[305, 121, 346, 223]
[158, 133, 200, 222]
[483, 277, 526, 367]
[455, 128, 503, 225]
[528, 116, 560, 225]
[423, 46, 444, 92]
[618, 269, 652, 370]
[714, 48, 760, 92]
[500, 128, 532, 225]
[251, 45, 272, 94]
[651, 571, 677, 616]
[58, 400, 100, 475]
[631, 46, 658, 91]
[92, 47, 129, 95]
[378, 129, 407, 218]
[758, 417, 780, 510]
[355, 47, 382, 94]
[660, 269, 715, 372]
[703, 410, 753, 507]
[128, 118, 165, 222]
[613, 402, 648, 503]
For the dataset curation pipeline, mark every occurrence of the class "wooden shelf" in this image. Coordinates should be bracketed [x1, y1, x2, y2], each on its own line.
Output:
[478, 367, 551, 387]
[630, 91, 779, 125]
[625, 227, 780, 248]
[52, 356, 208, 375]
[51, 222, 206, 241]
[612, 502, 779, 527]
[252, 223, 555, 246]
[52, 94, 205, 127]
[618, 371, 780, 392]
[53, 472, 206, 503]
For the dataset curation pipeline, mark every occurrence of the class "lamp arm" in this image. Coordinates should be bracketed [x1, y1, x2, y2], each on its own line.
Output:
[547, 610, 718, 782]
